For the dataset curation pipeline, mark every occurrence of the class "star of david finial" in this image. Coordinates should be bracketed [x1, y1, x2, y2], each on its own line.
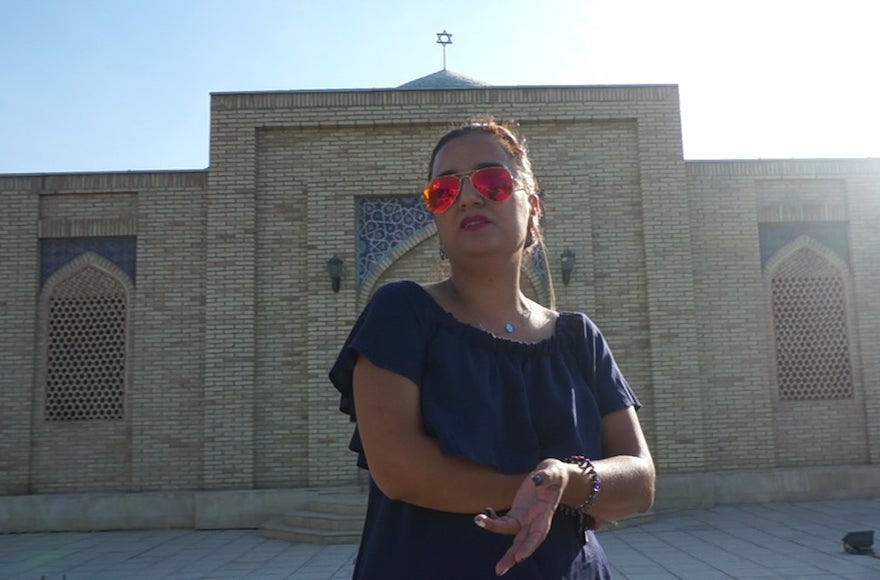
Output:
[436, 30, 453, 70]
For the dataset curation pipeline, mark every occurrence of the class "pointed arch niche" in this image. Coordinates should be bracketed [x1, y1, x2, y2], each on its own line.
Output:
[365, 233, 548, 306]
[38, 252, 134, 422]
[765, 236, 855, 402]
[356, 196, 550, 304]
[30, 251, 134, 492]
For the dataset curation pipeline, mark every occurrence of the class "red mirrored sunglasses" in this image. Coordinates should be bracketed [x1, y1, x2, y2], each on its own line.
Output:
[423, 166, 515, 214]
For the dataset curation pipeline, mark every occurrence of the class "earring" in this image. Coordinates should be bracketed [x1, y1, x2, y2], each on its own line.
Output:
[525, 218, 535, 247]
[439, 245, 448, 260]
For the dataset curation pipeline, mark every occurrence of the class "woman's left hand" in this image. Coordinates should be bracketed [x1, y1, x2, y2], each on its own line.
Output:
[473, 459, 569, 576]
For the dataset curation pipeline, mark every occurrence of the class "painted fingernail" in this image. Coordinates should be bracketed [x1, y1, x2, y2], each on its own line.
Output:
[498, 567, 510, 576]
[474, 515, 486, 528]
[532, 473, 543, 486]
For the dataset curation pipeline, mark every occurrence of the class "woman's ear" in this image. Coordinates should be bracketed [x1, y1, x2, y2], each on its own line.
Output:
[528, 194, 540, 216]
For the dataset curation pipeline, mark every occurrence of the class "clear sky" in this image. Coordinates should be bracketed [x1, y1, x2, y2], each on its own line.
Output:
[1, 0, 878, 173]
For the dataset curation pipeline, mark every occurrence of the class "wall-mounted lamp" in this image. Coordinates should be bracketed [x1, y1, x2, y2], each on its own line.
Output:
[560, 249, 576, 286]
[326, 255, 343, 293]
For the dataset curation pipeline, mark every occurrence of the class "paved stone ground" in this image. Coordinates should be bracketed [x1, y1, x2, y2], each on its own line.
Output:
[1, 499, 878, 579]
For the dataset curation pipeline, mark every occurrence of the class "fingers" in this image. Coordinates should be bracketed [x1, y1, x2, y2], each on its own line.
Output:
[475, 460, 569, 576]
[473, 508, 521, 536]
[476, 504, 552, 576]
[495, 528, 545, 576]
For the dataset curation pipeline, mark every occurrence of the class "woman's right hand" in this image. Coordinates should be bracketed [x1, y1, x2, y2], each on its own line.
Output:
[473, 459, 570, 576]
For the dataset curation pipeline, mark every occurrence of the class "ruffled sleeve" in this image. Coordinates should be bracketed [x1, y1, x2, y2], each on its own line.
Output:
[328, 280, 433, 468]
[575, 313, 641, 415]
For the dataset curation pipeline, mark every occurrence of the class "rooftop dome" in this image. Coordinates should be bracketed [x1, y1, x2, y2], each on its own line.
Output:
[397, 69, 489, 89]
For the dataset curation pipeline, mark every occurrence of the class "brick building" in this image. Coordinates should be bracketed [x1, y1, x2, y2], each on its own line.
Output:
[2, 71, 878, 532]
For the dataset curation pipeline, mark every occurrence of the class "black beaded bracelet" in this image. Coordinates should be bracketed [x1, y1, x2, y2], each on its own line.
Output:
[563, 455, 601, 514]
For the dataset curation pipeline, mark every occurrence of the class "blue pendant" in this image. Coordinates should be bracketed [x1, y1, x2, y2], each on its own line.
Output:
[504, 323, 514, 333]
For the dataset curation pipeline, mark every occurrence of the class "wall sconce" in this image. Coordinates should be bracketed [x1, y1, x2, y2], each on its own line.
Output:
[326, 255, 343, 293]
[560, 249, 576, 286]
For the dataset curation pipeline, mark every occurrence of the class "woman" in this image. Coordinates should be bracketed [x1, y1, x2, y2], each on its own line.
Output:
[330, 118, 655, 579]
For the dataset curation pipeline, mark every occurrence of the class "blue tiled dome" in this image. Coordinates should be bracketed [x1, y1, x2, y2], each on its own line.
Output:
[397, 69, 489, 89]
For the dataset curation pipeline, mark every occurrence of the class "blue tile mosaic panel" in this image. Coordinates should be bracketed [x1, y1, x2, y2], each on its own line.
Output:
[355, 196, 548, 289]
[356, 197, 433, 286]
[525, 243, 547, 283]
[41, 237, 137, 287]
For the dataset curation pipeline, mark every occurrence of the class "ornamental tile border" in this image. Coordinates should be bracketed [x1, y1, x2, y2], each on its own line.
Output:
[356, 197, 434, 288]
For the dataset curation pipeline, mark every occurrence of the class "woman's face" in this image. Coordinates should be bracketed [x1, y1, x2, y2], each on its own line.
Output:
[429, 132, 536, 261]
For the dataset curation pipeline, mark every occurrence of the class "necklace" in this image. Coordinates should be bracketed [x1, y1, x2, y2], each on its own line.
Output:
[494, 300, 533, 334]
[449, 282, 532, 334]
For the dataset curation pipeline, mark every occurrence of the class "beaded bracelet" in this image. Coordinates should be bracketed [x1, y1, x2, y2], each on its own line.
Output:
[564, 455, 601, 514]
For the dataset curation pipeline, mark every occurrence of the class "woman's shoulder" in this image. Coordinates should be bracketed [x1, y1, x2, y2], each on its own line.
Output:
[370, 279, 430, 302]
[551, 311, 612, 358]
[367, 280, 443, 320]
[557, 310, 601, 335]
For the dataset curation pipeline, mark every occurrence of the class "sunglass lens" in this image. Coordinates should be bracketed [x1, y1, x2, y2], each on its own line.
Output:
[424, 177, 460, 213]
[471, 168, 514, 201]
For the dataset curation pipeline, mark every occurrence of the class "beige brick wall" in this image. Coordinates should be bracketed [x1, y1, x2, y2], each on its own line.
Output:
[203, 110, 257, 489]
[252, 129, 310, 487]
[131, 180, 206, 490]
[206, 87, 692, 480]
[687, 160, 880, 469]
[0, 184, 39, 495]
[0, 172, 207, 493]
[847, 169, 880, 463]
[1, 85, 877, 500]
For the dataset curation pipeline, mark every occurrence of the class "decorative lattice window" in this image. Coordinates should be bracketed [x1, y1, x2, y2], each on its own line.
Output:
[45, 264, 128, 421]
[771, 247, 852, 401]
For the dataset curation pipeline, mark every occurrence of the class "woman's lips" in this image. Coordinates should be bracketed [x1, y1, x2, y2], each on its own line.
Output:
[459, 215, 490, 231]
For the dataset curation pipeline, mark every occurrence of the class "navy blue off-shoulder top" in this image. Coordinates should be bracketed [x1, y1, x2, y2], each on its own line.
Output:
[330, 280, 639, 580]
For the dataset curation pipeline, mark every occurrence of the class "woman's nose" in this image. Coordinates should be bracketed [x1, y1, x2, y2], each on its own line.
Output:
[457, 178, 484, 207]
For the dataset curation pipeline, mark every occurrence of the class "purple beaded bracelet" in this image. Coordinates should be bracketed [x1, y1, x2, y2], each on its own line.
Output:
[564, 455, 601, 514]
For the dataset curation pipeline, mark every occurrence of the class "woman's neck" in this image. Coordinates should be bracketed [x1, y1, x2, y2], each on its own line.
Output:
[446, 258, 528, 321]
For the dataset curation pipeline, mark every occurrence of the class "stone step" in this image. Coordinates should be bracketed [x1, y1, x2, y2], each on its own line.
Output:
[259, 490, 651, 544]
[604, 510, 655, 530]
[258, 489, 367, 544]
[278, 509, 364, 532]
[259, 518, 361, 545]
[308, 492, 367, 516]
